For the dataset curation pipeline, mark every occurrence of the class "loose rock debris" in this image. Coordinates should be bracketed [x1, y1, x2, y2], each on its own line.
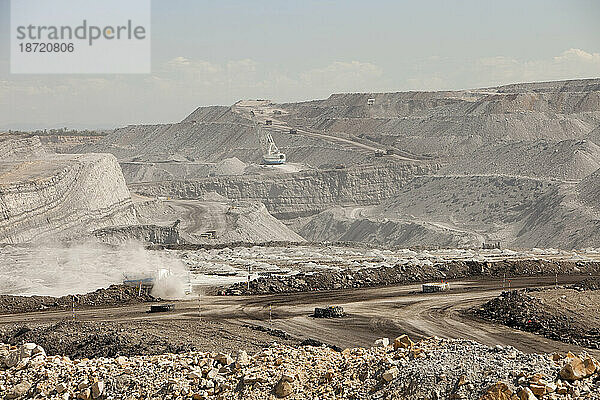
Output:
[2, 335, 600, 399]
[221, 260, 600, 296]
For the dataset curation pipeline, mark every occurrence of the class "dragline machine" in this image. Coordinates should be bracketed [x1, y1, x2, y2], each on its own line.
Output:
[251, 111, 286, 165]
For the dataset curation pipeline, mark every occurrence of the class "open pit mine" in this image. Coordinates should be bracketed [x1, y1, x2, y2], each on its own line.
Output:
[2, 78, 600, 399]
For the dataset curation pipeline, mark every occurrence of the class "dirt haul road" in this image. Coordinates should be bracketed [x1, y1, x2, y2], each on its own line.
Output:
[1, 275, 597, 357]
[231, 101, 422, 162]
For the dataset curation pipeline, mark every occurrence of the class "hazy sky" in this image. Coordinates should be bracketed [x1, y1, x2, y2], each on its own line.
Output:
[1, 0, 599, 129]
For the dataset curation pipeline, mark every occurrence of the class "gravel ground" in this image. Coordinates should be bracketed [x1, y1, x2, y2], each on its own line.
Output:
[2, 336, 599, 399]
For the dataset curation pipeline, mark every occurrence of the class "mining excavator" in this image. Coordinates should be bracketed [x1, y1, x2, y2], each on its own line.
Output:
[251, 111, 286, 165]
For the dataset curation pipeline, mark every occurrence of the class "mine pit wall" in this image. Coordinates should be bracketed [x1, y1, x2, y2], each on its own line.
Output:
[129, 163, 440, 218]
[93, 224, 183, 245]
[0, 136, 48, 160]
[0, 154, 138, 244]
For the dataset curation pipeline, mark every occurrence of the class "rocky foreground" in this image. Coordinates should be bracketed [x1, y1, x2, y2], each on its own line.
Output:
[2, 336, 600, 400]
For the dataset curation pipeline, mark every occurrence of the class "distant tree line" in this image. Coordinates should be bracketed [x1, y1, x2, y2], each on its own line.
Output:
[4, 128, 109, 136]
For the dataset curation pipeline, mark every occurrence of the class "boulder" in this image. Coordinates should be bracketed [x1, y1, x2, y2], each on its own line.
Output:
[281, 372, 295, 383]
[188, 370, 203, 380]
[15, 357, 30, 370]
[479, 382, 518, 400]
[583, 357, 597, 376]
[6, 381, 31, 399]
[528, 374, 555, 396]
[528, 383, 546, 397]
[4, 350, 20, 368]
[274, 379, 293, 398]
[517, 387, 537, 400]
[382, 366, 399, 382]
[206, 367, 219, 379]
[32, 344, 46, 357]
[373, 338, 389, 348]
[560, 356, 595, 380]
[393, 335, 414, 350]
[91, 381, 105, 399]
[216, 353, 234, 365]
[116, 356, 128, 367]
[0, 348, 9, 368]
[325, 368, 335, 381]
[78, 381, 90, 390]
[78, 388, 92, 400]
[235, 350, 249, 366]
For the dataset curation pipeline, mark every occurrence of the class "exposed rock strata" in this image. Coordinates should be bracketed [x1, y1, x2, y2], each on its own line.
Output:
[0, 154, 138, 244]
[129, 163, 439, 218]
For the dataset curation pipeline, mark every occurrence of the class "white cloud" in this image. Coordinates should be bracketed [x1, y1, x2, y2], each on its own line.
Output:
[227, 58, 258, 73]
[472, 48, 600, 85]
[0, 81, 8, 106]
[477, 56, 520, 68]
[405, 75, 448, 91]
[4, 49, 598, 128]
[160, 57, 223, 86]
[301, 61, 383, 90]
[554, 48, 600, 63]
[1, 57, 385, 128]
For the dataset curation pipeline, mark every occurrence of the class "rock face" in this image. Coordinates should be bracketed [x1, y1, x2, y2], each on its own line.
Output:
[441, 139, 600, 181]
[69, 78, 600, 249]
[214, 201, 305, 243]
[0, 136, 49, 160]
[296, 205, 480, 248]
[296, 173, 600, 249]
[0, 153, 138, 244]
[93, 224, 186, 245]
[80, 79, 600, 177]
[134, 198, 305, 244]
[119, 157, 249, 184]
[129, 163, 439, 218]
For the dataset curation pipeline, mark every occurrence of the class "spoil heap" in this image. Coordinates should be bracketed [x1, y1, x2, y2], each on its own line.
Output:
[222, 260, 600, 295]
[476, 284, 600, 350]
[1, 336, 599, 399]
[0, 285, 156, 315]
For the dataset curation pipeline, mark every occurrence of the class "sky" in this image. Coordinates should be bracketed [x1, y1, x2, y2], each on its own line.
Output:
[1, 0, 599, 129]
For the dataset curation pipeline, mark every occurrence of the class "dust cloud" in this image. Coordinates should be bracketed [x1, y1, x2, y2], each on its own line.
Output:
[0, 240, 188, 298]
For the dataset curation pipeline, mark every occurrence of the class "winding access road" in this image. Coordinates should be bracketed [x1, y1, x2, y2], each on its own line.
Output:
[1, 275, 597, 357]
